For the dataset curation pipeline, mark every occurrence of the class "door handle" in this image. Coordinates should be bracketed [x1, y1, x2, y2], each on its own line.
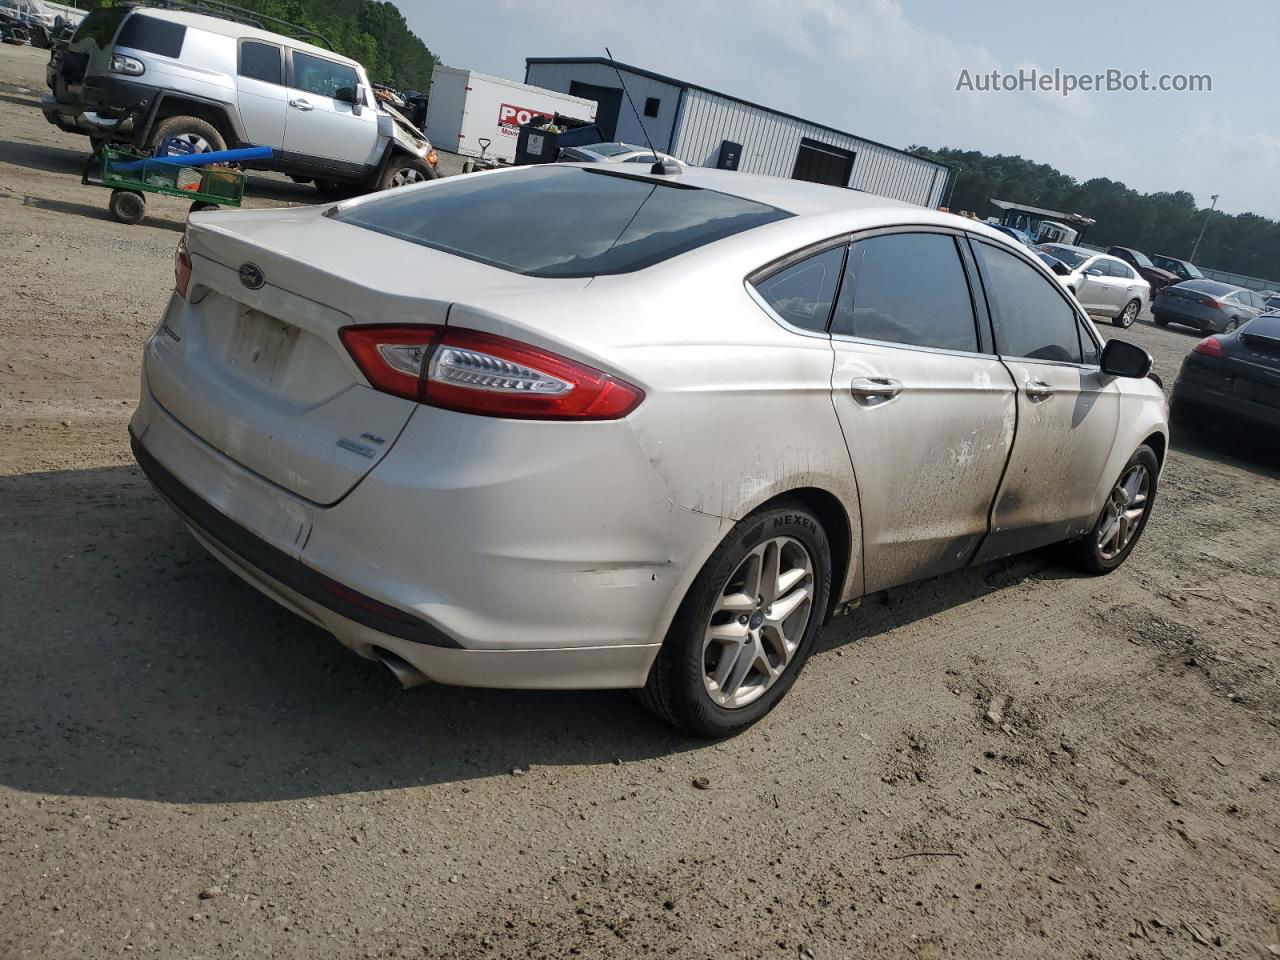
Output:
[1024, 379, 1055, 401]
[849, 377, 903, 403]
[289, 98, 313, 110]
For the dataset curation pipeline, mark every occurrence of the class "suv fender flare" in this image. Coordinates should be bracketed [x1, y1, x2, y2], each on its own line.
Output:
[371, 139, 431, 186]
[136, 91, 246, 149]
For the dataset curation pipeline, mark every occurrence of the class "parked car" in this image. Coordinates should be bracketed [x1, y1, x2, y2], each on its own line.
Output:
[1039, 243, 1150, 327]
[1261, 291, 1280, 314]
[558, 141, 683, 168]
[41, 5, 437, 192]
[1172, 314, 1280, 430]
[1149, 254, 1205, 283]
[1106, 246, 1180, 296]
[991, 224, 1038, 249]
[0, 0, 55, 47]
[130, 165, 1168, 737]
[1152, 280, 1267, 333]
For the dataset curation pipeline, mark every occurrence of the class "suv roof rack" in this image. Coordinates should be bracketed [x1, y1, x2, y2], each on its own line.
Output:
[138, 0, 335, 49]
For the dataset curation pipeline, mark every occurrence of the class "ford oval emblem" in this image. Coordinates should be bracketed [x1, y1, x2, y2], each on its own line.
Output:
[239, 262, 265, 289]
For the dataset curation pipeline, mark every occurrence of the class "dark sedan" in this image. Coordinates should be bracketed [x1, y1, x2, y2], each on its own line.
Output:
[1173, 315, 1280, 429]
[1152, 279, 1267, 333]
[1150, 254, 1205, 283]
[1107, 246, 1179, 294]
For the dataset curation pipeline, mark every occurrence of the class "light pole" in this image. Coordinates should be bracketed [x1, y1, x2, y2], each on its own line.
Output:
[1189, 193, 1219, 263]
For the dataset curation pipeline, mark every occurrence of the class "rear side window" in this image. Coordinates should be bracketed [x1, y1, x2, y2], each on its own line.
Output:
[830, 232, 978, 352]
[115, 14, 186, 58]
[974, 241, 1083, 364]
[239, 41, 282, 85]
[72, 8, 129, 46]
[332, 166, 792, 278]
[752, 246, 845, 332]
[292, 51, 359, 100]
[1108, 260, 1134, 279]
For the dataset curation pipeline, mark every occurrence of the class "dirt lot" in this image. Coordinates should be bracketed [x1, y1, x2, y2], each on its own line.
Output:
[2, 43, 1279, 960]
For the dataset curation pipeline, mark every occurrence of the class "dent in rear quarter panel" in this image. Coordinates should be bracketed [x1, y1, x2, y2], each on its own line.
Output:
[620, 293, 863, 604]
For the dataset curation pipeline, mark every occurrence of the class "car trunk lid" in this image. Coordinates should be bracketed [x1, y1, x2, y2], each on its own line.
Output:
[144, 204, 586, 505]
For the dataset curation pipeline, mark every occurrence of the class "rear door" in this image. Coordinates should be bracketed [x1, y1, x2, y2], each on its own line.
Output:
[826, 229, 1017, 592]
[969, 238, 1120, 561]
[283, 49, 380, 167]
[235, 39, 287, 148]
[1107, 259, 1145, 308]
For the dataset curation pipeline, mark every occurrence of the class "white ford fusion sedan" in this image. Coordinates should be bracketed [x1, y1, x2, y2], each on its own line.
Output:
[131, 164, 1168, 736]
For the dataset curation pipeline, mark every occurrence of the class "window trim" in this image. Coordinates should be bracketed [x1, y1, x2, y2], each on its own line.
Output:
[967, 235, 1102, 370]
[744, 236, 849, 339]
[237, 37, 284, 86]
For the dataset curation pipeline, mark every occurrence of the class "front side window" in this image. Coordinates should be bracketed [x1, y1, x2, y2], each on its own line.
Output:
[292, 51, 359, 101]
[830, 232, 978, 352]
[115, 14, 186, 58]
[333, 166, 791, 278]
[240, 41, 282, 85]
[974, 240, 1083, 364]
[752, 246, 845, 332]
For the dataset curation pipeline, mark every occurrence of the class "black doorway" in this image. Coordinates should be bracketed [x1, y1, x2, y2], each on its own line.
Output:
[569, 81, 623, 140]
[792, 138, 856, 187]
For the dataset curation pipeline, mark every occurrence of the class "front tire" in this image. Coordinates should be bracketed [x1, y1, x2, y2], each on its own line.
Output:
[1064, 445, 1159, 575]
[636, 499, 832, 737]
[377, 156, 437, 191]
[1114, 298, 1140, 328]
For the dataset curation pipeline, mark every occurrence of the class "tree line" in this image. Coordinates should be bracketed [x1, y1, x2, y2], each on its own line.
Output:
[88, 0, 440, 93]
[911, 146, 1279, 282]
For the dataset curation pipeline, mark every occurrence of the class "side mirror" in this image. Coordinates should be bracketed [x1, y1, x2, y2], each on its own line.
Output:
[337, 85, 365, 115]
[1085, 267, 1104, 277]
[1100, 339, 1152, 379]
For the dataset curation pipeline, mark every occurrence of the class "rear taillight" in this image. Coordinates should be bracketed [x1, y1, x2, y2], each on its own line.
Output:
[1193, 336, 1225, 358]
[339, 325, 644, 420]
[175, 234, 192, 300]
[1198, 298, 1221, 308]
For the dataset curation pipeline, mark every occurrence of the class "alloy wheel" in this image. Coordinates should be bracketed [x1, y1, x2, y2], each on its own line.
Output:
[390, 167, 426, 187]
[701, 537, 814, 709]
[1097, 464, 1150, 560]
[1121, 301, 1138, 326]
[162, 133, 213, 156]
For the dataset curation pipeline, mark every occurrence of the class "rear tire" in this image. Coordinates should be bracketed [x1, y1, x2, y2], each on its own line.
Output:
[1063, 445, 1159, 575]
[635, 499, 832, 737]
[144, 115, 225, 157]
[1153, 314, 1169, 327]
[1222, 317, 1240, 334]
[1114, 298, 1140, 328]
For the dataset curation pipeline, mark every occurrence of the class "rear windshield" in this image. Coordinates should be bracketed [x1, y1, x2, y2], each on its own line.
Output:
[1181, 279, 1236, 295]
[1041, 245, 1089, 268]
[72, 7, 129, 47]
[116, 13, 187, 58]
[330, 166, 791, 278]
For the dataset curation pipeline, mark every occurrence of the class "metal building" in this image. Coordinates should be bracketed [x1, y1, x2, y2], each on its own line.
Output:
[524, 57, 951, 208]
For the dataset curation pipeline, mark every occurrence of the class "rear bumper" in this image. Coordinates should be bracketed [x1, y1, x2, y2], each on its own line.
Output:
[129, 369, 720, 690]
[1172, 377, 1280, 429]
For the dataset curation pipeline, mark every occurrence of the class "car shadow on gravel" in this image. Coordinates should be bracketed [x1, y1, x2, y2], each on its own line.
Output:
[1171, 417, 1280, 477]
[0, 136, 89, 176]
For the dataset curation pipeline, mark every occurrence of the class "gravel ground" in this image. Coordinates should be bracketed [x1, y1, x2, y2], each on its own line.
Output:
[2, 43, 1279, 960]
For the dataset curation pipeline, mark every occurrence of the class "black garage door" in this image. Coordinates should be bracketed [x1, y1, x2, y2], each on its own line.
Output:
[792, 138, 856, 187]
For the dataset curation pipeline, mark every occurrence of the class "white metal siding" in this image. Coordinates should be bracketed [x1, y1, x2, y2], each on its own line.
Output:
[524, 61, 683, 151]
[672, 87, 948, 207]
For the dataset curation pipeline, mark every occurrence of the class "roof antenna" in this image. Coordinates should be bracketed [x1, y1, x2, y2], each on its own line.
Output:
[604, 47, 680, 176]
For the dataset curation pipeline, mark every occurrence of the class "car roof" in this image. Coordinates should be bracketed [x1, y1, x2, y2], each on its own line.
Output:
[126, 8, 357, 64]
[1152, 253, 1189, 263]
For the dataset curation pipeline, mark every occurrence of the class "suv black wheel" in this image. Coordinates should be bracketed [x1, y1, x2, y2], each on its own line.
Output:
[145, 115, 226, 157]
[377, 156, 436, 190]
[636, 498, 832, 737]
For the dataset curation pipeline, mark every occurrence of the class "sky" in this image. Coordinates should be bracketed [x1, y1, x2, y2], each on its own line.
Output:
[401, 0, 1280, 221]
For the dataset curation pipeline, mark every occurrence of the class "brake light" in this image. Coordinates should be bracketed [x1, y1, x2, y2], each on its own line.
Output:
[339, 325, 644, 420]
[1193, 336, 1225, 358]
[1198, 298, 1221, 308]
[174, 234, 192, 300]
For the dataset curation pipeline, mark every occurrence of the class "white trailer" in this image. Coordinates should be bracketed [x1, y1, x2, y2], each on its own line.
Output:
[425, 66, 597, 163]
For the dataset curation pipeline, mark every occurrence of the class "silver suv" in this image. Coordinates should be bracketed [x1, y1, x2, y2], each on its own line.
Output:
[42, 4, 438, 192]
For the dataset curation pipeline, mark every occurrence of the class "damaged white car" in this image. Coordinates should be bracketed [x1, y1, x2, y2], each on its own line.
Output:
[131, 164, 1169, 736]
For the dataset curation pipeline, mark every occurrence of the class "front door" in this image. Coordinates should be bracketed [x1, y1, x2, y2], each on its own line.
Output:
[827, 230, 1016, 592]
[284, 49, 380, 168]
[968, 238, 1121, 561]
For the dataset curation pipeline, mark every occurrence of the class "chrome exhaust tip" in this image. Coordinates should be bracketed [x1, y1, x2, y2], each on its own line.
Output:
[374, 649, 431, 690]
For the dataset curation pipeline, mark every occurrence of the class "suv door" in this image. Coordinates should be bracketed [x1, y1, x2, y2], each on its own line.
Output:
[968, 238, 1121, 561]
[236, 39, 287, 148]
[824, 230, 1017, 592]
[283, 49, 379, 169]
